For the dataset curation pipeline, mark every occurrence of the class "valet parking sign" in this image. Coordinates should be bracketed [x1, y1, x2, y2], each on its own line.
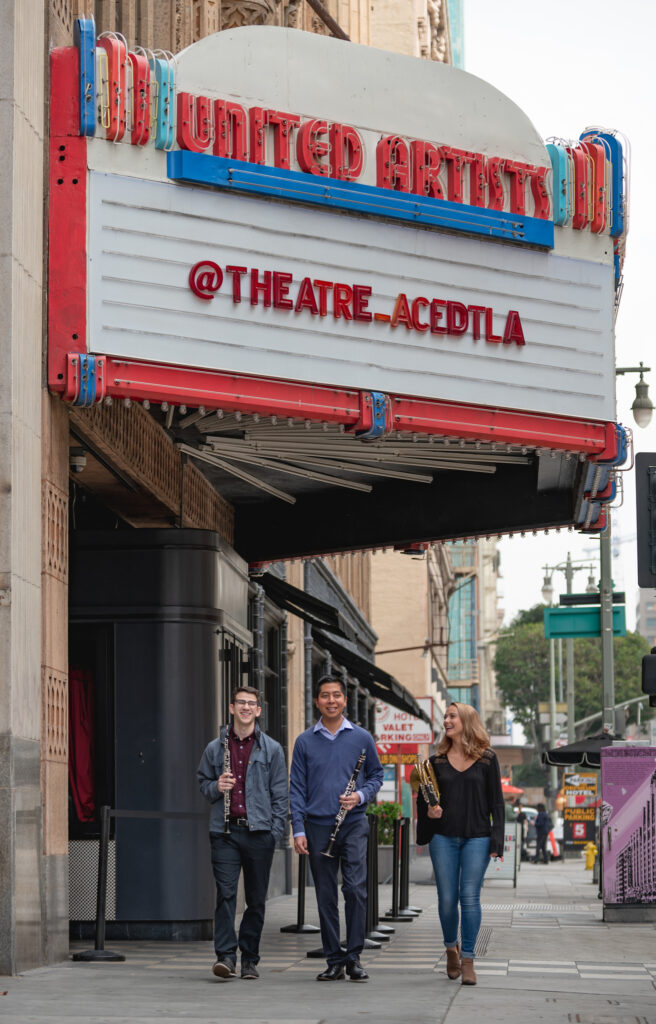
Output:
[376, 700, 432, 746]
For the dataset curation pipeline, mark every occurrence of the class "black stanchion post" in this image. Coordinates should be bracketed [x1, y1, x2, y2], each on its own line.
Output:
[72, 806, 125, 962]
[382, 817, 412, 922]
[371, 815, 393, 934]
[366, 814, 389, 942]
[399, 817, 420, 915]
[280, 855, 320, 933]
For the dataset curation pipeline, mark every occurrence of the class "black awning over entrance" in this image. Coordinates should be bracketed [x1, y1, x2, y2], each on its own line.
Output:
[257, 571, 353, 640]
[313, 628, 431, 727]
[542, 734, 614, 769]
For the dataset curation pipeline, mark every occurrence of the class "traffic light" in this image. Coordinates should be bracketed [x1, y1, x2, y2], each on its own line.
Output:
[636, 453, 656, 588]
[641, 646, 656, 708]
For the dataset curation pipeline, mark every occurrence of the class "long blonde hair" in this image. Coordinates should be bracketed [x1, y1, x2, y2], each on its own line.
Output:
[437, 702, 490, 760]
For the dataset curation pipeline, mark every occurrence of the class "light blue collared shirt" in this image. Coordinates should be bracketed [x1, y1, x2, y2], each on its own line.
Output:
[313, 716, 354, 742]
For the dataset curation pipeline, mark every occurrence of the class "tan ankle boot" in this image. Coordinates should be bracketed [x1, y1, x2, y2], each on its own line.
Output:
[445, 945, 461, 980]
[460, 957, 476, 985]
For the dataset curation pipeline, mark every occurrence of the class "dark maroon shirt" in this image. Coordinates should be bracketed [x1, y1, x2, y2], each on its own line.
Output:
[228, 728, 255, 818]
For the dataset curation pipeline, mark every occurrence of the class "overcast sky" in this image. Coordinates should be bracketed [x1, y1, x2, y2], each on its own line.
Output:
[463, 0, 656, 629]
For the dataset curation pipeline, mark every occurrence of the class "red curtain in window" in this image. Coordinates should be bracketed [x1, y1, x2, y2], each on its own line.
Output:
[68, 667, 95, 822]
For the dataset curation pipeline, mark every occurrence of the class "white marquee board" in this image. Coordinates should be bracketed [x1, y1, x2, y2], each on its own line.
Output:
[88, 171, 615, 422]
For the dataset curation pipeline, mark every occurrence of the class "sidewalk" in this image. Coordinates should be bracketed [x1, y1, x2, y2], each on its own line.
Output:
[2, 858, 655, 1024]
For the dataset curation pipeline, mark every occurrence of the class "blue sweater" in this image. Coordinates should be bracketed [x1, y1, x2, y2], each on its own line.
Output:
[289, 723, 384, 834]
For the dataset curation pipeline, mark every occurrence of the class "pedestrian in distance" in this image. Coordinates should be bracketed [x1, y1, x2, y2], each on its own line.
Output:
[289, 674, 384, 982]
[197, 686, 288, 981]
[416, 702, 505, 987]
[533, 802, 553, 864]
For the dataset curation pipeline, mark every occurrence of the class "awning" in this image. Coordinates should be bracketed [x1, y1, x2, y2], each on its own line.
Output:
[313, 628, 432, 727]
[541, 734, 614, 769]
[256, 571, 353, 640]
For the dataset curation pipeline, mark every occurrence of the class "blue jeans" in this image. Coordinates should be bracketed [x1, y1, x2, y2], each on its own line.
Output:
[428, 834, 490, 959]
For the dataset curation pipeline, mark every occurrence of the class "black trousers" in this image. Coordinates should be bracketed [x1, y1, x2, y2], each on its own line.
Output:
[306, 815, 369, 966]
[535, 833, 549, 863]
[209, 826, 276, 964]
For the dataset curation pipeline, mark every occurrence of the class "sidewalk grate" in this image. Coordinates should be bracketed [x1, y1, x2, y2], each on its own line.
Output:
[481, 903, 593, 912]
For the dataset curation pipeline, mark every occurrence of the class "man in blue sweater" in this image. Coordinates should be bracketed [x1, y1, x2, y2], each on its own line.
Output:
[290, 674, 383, 982]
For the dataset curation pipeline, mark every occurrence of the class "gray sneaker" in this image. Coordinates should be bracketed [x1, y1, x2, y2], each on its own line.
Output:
[241, 960, 259, 980]
[212, 959, 236, 979]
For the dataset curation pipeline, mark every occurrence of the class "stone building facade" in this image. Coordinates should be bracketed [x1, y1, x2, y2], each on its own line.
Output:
[1, 0, 456, 973]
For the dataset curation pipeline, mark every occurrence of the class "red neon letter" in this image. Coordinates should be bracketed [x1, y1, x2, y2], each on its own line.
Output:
[249, 107, 268, 165]
[447, 301, 468, 335]
[353, 285, 372, 322]
[297, 120, 330, 176]
[129, 53, 150, 146]
[430, 300, 447, 334]
[313, 280, 333, 317]
[411, 297, 430, 332]
[273, 271, 294, 310]
[295, 278, 319, 315]
[330, 124, 364, 181]
[504, 161, 529, 216]
[250, 268, 272, 307]
[177, 92, 212, 153]
[376, 136, 410, 192]
[225, 265, 247, 303]
[213, 100, 248, 160]
[267, 110, 301, 170]
[391, 293, 413, 329]
[410, 141, 444, 199]
[333, 284, 353, 320]
[485, 307, 502, 343]
[467, 305, 486, 341]
[503, 310, 526, 346]
[487, 158, 505, 211]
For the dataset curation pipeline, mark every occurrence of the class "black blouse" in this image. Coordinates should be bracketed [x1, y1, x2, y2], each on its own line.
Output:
[416, 748, 505, 856]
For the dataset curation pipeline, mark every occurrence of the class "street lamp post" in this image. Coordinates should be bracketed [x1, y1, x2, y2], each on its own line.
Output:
[601, 363, 654, 736]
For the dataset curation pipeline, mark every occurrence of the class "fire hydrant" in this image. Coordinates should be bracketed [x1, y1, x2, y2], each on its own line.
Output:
[584, 841, 597, 870]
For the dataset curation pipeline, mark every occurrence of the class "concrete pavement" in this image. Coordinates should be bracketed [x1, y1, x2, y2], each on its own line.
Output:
[2, 856, 655, 1024]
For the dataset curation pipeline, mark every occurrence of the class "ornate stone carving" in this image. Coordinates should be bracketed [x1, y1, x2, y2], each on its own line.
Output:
[222, 0, 282, 28]
[43, 481, 68, 585]
[283, 0, 302, 27]
[43, 668, 68, 763]
[427, 0, 449, 63]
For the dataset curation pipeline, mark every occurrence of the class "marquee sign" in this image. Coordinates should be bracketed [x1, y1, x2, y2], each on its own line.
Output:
[48, 23, 627, 467]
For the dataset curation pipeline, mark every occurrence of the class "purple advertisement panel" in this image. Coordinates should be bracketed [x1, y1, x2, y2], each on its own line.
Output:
[601, 746, 656, 906]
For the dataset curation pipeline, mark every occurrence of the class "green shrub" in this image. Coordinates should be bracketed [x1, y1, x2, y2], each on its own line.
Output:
[367, 801, 401, 845]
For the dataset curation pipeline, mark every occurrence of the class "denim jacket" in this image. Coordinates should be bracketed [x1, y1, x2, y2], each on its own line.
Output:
[197, 725, 288, 841]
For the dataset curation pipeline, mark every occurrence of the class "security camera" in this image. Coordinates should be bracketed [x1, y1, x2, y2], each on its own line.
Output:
[69, 447, 87, 473]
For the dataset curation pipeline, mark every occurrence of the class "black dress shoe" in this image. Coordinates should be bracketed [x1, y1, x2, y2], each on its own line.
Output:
[316, 964, 346, 981]
[346, 960, 369, 982]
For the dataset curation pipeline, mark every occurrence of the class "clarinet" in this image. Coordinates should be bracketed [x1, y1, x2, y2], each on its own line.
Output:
[223, 736, 231, 835]
[321, 748, 367, 858]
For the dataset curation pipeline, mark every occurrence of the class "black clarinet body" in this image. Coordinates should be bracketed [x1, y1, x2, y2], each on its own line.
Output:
[321, 748, 367, 858]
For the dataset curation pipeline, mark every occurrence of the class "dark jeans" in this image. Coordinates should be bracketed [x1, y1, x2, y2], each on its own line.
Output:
[535, 833, 549, 863]
[209, 826, 276, 965]
[306, 814, 369, 966]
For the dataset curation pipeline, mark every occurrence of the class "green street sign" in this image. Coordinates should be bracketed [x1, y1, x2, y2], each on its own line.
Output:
[544, 605, 626, 639]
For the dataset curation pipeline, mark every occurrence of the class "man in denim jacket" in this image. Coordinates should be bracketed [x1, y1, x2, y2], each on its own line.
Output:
[197, 686, 288, 981]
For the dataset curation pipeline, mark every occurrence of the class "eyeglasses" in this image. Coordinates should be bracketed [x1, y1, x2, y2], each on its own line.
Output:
[234, 700, 259, 708]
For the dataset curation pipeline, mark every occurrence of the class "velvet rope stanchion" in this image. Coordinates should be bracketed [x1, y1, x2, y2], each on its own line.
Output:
[399, 816, 421, 915]
[280, 854, 320, 933]
[72, 805, 125, 962]
[382, 817, 414, 923]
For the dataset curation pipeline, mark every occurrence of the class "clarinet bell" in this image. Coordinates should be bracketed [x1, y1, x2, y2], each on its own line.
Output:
[321, 840, 336, 858]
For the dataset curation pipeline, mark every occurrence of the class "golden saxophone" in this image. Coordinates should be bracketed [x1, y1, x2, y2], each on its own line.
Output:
[410, 758, 440, 807]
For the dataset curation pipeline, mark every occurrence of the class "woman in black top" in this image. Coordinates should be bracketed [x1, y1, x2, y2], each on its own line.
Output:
[416, 702, 505, 986]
